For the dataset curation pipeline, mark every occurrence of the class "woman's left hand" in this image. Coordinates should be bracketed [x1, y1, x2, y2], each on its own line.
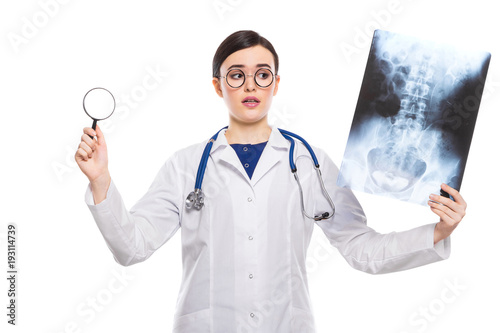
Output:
[428, 183, 467, 244]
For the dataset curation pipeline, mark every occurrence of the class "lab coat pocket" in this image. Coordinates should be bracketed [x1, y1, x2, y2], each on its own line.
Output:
[291, 307, 316, 333]
[172, 308, 210, 333]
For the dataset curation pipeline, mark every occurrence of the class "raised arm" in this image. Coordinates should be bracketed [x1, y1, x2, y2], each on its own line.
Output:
[75, 125, 181, 266]
[314, 149, 453, 274]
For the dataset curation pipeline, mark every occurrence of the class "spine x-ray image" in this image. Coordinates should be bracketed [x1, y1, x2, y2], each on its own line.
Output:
[337, 30, 491, 205]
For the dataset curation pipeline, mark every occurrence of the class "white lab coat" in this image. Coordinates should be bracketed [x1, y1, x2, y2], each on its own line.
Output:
[85, 126, 450, 333]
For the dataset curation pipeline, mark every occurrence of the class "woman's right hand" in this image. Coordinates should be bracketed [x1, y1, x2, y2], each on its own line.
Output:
[75, 125, 111, 204]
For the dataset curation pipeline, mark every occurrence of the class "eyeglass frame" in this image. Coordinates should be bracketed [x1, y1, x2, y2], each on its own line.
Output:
[219, 67, 277, 89]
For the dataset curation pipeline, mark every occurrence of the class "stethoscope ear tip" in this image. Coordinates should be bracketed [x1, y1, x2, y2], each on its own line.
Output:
[314, 212, 334, 221]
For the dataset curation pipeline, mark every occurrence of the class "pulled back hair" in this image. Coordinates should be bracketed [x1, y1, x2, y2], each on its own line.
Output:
[212, 30, 279, 78]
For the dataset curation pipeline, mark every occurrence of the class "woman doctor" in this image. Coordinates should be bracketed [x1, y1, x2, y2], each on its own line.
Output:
[75, 30, 466, 333]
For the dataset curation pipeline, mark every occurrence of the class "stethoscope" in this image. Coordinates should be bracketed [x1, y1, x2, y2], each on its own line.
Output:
[185, 127, 336, 221]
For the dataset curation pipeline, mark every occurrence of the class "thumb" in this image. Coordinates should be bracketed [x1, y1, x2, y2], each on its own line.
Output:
[95, 124, 107, 146]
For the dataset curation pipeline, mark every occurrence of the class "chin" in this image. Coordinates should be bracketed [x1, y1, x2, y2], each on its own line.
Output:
[232, 110, 268, 123]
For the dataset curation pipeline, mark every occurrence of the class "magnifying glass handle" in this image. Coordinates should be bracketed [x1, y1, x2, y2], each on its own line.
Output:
[88, 119, 98, 139]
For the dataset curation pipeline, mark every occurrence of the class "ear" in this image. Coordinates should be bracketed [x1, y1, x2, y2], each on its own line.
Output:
[272, 75, 280, 96]
[212, 77, 223, 98]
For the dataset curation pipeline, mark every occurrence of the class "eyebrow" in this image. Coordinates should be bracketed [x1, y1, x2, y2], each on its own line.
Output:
[227, 63, 272, 71]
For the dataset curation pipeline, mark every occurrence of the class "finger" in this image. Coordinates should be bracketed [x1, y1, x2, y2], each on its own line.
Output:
[429, 206, 461, 230]
[76, 147, 89, 161]
[433, 184, 467, 219]
[429, 193, 459, 211]
[428, 200, 461, 222]
[430, 188, 464, 213]
[83, 127, 97, 139]
[79, 141, 93, 158]
[430, 206, 453, 224]
[433, 201, 464, 225]
[429, 197, 465, 227]
[441, 183, 467, 207]
[81, 133, 96, 152]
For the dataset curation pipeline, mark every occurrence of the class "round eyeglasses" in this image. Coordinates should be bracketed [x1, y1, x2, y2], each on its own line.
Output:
[220, 68, 275, 88]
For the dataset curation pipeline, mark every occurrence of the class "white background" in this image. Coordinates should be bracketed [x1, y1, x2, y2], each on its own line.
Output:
[1, 0, 499, 332]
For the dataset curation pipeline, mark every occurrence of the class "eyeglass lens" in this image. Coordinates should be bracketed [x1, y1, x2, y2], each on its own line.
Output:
[226, 68, 274, 88]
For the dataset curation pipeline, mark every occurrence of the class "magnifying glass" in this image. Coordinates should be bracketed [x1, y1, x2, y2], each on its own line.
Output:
[83, 87, 116, 139]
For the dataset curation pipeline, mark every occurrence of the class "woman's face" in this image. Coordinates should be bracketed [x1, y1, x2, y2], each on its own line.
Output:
[213, 45, 280, 126]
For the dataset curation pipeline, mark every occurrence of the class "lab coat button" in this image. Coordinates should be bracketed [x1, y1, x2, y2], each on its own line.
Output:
[247, 197, 253, 202]
[250, 313, 255, 318]
[248, 236, 253, 240]
[249, 274, 253, 279]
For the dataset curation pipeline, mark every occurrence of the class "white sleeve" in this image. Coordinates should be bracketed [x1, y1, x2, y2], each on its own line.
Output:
[85, 156, 182, 266]
[314, 151, 451, 274]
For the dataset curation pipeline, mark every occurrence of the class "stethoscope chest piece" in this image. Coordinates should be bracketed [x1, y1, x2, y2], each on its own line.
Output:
[186, 189, 204, 210]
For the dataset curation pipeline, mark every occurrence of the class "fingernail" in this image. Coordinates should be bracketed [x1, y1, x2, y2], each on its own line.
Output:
[429, 194, 437, 200]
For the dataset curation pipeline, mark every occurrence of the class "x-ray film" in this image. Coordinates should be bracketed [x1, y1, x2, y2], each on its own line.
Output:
[337, 30, 491, 205]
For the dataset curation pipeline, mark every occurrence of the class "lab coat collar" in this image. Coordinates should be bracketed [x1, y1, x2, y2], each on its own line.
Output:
[209, 126, 290, 186]
[210, 126, 289, 152]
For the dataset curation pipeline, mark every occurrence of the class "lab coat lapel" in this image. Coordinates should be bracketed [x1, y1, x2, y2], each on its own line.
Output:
[211, 129, 252, 184]
[250, 127, 289, 187]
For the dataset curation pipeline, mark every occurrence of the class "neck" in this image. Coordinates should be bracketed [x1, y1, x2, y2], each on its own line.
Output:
[225, 118, 271, 144]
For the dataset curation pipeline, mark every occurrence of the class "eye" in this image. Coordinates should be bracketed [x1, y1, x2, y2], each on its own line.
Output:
[228, 69, 245, 80]
[257, 72, 269, 79]
[230, 73, 244, 80]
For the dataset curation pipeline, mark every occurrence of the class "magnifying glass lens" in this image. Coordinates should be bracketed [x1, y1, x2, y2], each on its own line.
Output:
[83, 88, 115, 120]
[83, 87, 116, 139]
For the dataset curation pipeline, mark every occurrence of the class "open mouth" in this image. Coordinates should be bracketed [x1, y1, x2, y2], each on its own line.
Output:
[242, 96, 261, 106]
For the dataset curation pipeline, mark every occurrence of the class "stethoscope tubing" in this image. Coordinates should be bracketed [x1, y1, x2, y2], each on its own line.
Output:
[187, 127, 335, 220]
[278, 128, 320, 167]
[194, 126, 228, 190]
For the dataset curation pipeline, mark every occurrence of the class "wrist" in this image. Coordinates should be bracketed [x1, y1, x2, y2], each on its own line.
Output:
[90, 170, 110, 188]
[433, 222, 455, 245]
[90, 171, 111, 204]
[434, 224, 444, 244]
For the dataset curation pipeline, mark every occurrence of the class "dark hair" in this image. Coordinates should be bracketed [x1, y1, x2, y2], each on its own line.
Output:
[212, 30, 279, 78]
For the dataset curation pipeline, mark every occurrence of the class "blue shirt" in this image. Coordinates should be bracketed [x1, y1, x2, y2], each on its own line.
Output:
[230, 142, 268, 179]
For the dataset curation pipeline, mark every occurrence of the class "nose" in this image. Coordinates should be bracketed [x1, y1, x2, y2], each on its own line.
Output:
[244, 74, 256, 92]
